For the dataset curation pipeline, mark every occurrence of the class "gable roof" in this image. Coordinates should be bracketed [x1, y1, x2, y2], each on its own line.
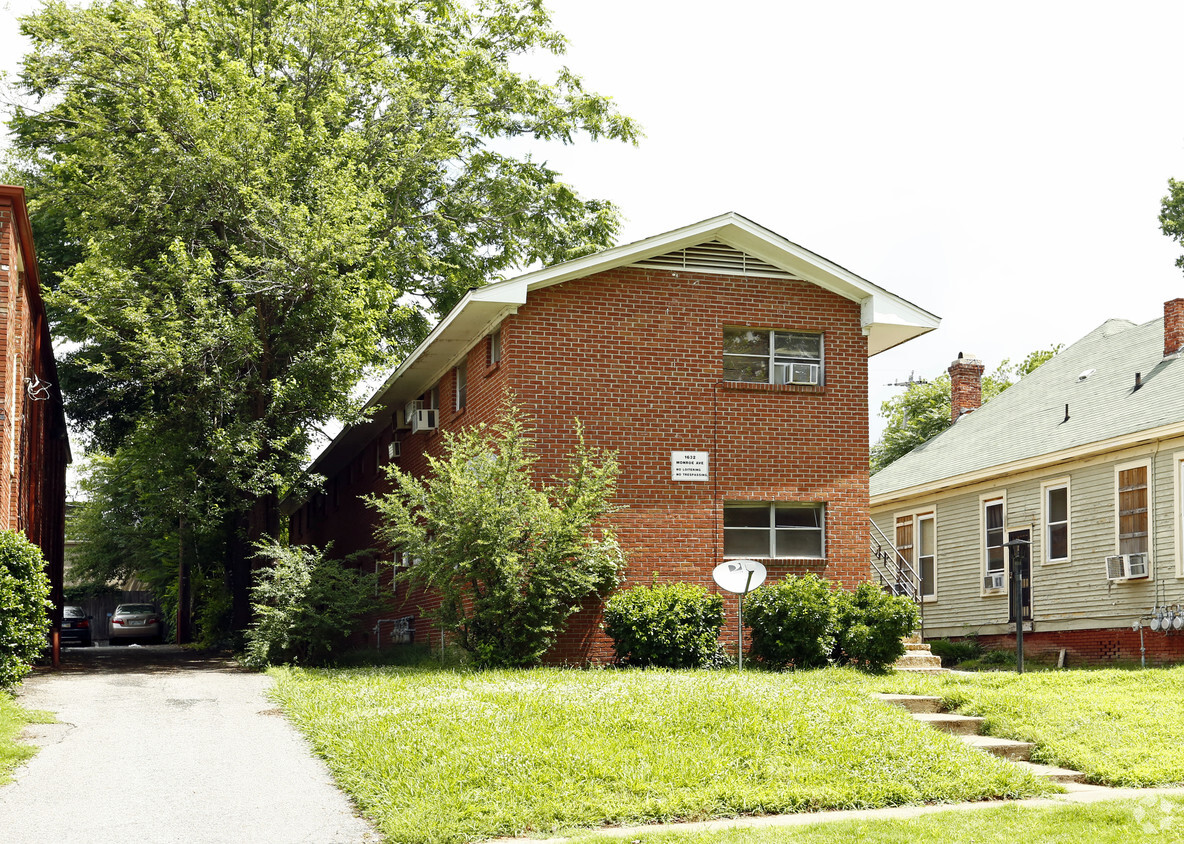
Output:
[289, 212, 939, 504]
[871, 315, 1184, 504]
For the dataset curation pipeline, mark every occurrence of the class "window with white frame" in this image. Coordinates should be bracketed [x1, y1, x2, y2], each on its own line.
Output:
[895, 512, 936, 599]
[1117, 463, 1149, 556]
[488, 328, 502, 366]
[454, 365, 467, 411]
[722, 328, 822, 385]
[724, 502, 824, 558]
[983, 497, 1005, 588]
[1043, 481, 1070, 563]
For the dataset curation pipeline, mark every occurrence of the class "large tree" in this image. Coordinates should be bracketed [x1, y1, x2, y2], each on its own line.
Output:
[5, 0, 640, 627]
[870, 347, 1061, 474]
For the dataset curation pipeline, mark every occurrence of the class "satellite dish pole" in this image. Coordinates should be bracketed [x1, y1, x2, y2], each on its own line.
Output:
[712, 559, 767, 670]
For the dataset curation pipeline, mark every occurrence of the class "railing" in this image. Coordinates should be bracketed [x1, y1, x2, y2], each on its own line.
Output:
[870, 519, 924, 639]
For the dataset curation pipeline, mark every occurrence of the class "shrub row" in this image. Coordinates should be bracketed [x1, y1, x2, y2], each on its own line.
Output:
[604, 575, 919, 673]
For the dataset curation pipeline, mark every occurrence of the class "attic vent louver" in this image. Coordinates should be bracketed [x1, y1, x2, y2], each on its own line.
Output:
[636, 240, 799, 279]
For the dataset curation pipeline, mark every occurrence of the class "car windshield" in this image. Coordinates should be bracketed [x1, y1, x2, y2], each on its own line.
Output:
[116, 604, 155, 615]
[63, 606, 85, 618]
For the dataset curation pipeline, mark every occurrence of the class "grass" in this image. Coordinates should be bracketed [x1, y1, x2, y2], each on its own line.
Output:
[270, 667, 1050, 843]
[563, 796, 1184, 843]
[0, 692, 50, 785]
[870, 666, 1184, 787]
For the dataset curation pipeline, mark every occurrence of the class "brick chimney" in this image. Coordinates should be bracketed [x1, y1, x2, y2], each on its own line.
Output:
[1165, 298, 1184, 358]
[949, 352, 985, 423]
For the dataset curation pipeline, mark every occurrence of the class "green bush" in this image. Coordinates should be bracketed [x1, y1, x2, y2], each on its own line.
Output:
[243, 542, 382, 669]
[371, 404, 625, 668]
[0, 531, 51, 689]
[743, 574, 835, 669]
[831, 582, 919, 673]
[604, 582, 725, 667]
[929, 637, 983, 668]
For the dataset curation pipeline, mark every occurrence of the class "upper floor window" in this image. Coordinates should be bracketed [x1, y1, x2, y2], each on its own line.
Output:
[723, 502, 824, 559]
[454, 365, 467, 411]
[488, 329, 502, 366]
[723, 328, 822, 386]
[1043, 481, 1069, 563]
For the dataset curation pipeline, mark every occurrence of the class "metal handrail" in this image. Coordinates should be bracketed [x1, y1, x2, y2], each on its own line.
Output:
[869, 518, 925, 639]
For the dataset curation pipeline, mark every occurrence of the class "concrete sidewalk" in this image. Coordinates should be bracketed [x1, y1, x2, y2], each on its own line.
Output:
[0, 646, 377, 843]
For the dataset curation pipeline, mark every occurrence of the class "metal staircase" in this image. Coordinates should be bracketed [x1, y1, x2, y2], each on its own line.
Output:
[870, 519, 924, 639]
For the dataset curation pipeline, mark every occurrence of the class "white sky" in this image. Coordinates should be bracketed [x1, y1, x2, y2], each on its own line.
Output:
[5, 0, 1184, 445]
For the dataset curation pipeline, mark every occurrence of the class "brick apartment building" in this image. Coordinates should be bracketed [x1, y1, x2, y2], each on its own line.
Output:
[0, 185, 71, 642]
[284, 213, 938, 662]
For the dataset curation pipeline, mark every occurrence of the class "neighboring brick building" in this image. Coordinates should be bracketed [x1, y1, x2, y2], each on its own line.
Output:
[0, 185, 71, 643]
[285, 213, 938, 662]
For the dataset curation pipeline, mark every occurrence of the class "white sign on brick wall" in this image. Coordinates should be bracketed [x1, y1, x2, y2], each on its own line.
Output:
[671, 451, 709, 481]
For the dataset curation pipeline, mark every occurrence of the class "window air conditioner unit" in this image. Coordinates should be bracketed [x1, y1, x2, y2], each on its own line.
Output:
[776, 362, 820, 386]
[1106, 553, 1150, 582]
[410, 408, 438, 434]
[983, 573, 1005, 590]
[388, 441, 400, 459]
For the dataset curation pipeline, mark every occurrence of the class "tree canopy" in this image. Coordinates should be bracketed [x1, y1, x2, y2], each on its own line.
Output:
[5, 0, 640, 632]
[870, 347, 1062, 474]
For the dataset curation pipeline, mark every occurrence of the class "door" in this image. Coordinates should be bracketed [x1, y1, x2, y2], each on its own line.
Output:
[1007, 529, 1032, 623]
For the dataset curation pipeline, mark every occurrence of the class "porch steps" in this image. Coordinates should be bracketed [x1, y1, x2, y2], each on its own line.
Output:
[874, 693, 1088, 785]
[891, 634, 946, 674]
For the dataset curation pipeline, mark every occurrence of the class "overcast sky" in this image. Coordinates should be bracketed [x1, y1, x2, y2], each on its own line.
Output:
[4, 0, 1184, 444]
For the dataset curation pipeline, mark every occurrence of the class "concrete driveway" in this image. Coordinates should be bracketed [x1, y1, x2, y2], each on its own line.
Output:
[0, 645, 379, 843]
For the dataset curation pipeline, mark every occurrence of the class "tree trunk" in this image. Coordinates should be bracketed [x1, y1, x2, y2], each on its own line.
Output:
[227, 492, 282, 631]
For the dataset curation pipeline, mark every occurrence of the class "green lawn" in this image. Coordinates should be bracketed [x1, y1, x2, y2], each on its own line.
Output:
[564, 796, 1184, 844]
[270, 667, 1050, 844]
[870, 667, 1184, 787]
[0, 693, 48, 785]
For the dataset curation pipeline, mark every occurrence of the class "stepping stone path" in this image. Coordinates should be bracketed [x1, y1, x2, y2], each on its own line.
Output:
[875, 693, 1089, 786]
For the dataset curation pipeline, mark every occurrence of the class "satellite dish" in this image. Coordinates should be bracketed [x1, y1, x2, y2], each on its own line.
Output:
[712, 559, 767, 595]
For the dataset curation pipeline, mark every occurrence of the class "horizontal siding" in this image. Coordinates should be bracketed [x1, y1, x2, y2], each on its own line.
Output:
[873, 435, 1184, 638]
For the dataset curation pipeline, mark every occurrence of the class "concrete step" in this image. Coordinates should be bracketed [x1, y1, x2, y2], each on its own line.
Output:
[1013, 761, 1089, 784]
[892, 667, 949, 675]
[912, 713, 986, 735]
[959, 734, 1035, 762]
[903, 641, 933, 651]
[894, 652, 943, 669]
[874, 693, 943, 714]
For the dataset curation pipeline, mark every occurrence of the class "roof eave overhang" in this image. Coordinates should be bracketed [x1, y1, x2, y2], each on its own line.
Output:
[870, 419, 1184, 509]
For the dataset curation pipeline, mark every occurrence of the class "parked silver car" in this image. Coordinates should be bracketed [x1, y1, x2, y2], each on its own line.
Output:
[108, 603, 163, 645]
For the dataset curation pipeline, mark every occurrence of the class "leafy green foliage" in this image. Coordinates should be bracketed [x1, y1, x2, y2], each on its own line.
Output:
[371, 404, 624, 668]
[0, 531, 51, 689]
[270, 667, 1049, 843]
[928, 637, 984, 668]
[243, 542, 382, 668]
[870, 346, 1063, 473]
[69, 448, 231, 645]
[742, 574, 835, 670]
[830, 582, 919, 673]
[6, 0, 640, 626]
[603, 582, 724, 668]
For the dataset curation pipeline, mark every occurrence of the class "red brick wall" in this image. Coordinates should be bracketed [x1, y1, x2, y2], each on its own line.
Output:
[974, 628, 1184, 666]
[294, 265, 871, 663]
[0, 189, 70, 629]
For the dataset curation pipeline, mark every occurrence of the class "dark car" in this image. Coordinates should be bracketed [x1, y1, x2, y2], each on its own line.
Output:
[60, 605, 94, 647]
